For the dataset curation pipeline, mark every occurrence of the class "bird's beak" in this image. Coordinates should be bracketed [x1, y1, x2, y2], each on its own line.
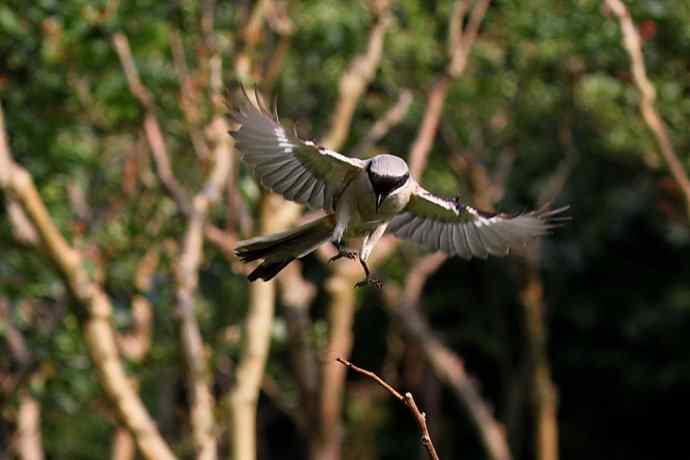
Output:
[376, 193, 385, 212]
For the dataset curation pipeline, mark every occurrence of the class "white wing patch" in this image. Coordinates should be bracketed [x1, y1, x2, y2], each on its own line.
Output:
[388, 181, 569, 260]
[230, 89, 366, 211]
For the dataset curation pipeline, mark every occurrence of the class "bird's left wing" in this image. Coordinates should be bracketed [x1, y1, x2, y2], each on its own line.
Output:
[230, 88, 366, 211]
[388, 182, 569, 259]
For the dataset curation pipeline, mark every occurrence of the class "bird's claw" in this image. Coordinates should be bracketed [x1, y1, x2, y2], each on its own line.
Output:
[329, 249, 358, 263]
[355, 277, 383, 289]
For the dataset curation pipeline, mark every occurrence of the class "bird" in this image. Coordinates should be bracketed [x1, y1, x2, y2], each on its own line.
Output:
[229, 88, 569, 287]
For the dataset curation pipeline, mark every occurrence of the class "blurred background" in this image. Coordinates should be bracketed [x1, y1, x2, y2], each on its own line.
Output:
[1, 1, 689, 459]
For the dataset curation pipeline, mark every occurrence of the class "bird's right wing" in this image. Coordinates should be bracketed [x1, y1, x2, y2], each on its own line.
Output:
[388, 182, 569, 259]
[230, 88, 366, 211]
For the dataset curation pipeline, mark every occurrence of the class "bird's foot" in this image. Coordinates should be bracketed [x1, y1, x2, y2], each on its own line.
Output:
[329, 249, 358, 263]
[355, 276, 383, 289]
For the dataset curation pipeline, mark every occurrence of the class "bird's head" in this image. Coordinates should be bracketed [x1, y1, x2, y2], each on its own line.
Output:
[367, 155, 410, 212]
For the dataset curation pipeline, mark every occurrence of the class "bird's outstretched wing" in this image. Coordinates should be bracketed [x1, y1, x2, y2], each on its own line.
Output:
[229, 88, 366, 211]
[388, 182, 569, 260]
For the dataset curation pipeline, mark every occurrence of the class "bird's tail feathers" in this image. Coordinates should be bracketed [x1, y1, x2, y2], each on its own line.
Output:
[235, 215, 335, 281]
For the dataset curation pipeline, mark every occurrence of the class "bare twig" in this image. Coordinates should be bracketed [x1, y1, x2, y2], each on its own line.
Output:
[336, 358, 441, 460]
[0, 102, 177, 460]
[383, 254, 512, 460]
[603, 0, 690, 217]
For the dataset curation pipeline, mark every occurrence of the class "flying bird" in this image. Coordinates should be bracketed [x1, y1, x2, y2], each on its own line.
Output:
[230, 88, 568, 287]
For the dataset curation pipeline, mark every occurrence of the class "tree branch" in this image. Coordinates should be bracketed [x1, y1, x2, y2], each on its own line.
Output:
[235, 0, 273, 81]
[312, 4, 490, 457]
[409, 0, 491, 176]
[352, 89, 413, 157]
[112, 32, 191, 215]
[116, 247, 158, 361]
[383, 254, 512, 460]
[336, 358, 440, 460]
[1, 299, 45, 460]
[174, 132, 231, 460]
[603, 0, 690, 217]
[0, 102, 177, 460]
[321, 8, 394, 151]
[227, 194, 303, 460]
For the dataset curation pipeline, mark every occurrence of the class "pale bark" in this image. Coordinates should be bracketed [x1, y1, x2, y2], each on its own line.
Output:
[174, 109, 232, 460]
[111, 248, 158, 460]
[114, 28, 236, 459]
[320, 11, 394, 150]
[15, 389, 44, 460]
[6, 198, 39, 245]
[352, 89, 413, 157]
[235, 0, 273, 80]
[520, 262, 558, 460]
[174, 189, 225, 460]
[223, 4, 303, 460]
[112, 33, 191, 214]
[0, 102, 177, 460]
[111, 427, 136, 460]
[603, 0, 690, 217]
[116, 247, 158, 361]
[518, 137, 576, 460]
[312, 4, 494, 458]
[397, 7, 514, 458]
[409, 0, 491, 176]
[311, 273, 358, 460]
[308, 6, 396, 459]
[227, 195, 302, 460]
[1, 299, 45, 460]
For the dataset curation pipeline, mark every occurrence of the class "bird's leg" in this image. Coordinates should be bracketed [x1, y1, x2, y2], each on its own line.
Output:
[329, 208, 357, 263]
[353, 224, 387, 288]
[329, 240, 358, 263]
[354, 257, 382, 289]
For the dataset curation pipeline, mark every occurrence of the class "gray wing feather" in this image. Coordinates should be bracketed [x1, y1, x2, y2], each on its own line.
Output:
[388, 181, 569, 259]
[230, 88, 365, 211]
